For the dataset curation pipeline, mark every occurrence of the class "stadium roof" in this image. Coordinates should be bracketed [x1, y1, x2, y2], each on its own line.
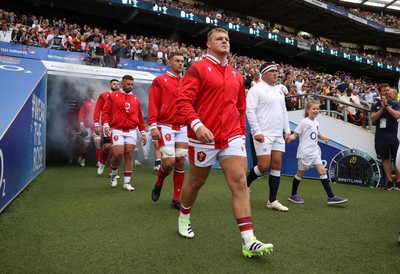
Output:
[198, 0, 400, 47]
[338, 0, 400, 11]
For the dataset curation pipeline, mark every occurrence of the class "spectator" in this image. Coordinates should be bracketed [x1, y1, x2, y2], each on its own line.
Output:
[46, 27, 63, 48]
[370, 83, 400, 190]
[361, 87, 377, 103]
[140, 42, 157, 62]
[339, 87, 363, 126]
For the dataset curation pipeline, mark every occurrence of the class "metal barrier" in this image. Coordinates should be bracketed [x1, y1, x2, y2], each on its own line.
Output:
[285, 94, 374, 131]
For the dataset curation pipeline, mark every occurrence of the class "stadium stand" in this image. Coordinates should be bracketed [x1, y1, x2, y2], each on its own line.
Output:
[0, 0, 399, 119]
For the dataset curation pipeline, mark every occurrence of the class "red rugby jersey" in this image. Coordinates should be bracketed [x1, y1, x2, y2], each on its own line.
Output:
[177, 54, 246, 149]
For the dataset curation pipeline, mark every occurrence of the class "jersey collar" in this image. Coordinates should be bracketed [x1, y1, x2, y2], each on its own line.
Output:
[119, 89, 132, 95]
[166, 71, 181, 78]
[206, 54, 228, 66]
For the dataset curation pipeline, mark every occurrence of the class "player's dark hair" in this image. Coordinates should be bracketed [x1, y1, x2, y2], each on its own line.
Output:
[110, 79, 119, 84]
[168, 52, 183, 60]
[378, 83, 389, 92]
[259, 62, 277, 75]
[122, 75, 134, 81]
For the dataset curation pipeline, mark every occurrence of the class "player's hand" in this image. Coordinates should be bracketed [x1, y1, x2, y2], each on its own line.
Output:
[254, 134, 264, 143]
[141, 134, 147, 146]
[151, 128, 161, 141]
[94, 126, 101, 135]
[196, 126, 214, 144]
[104, 126, 111, 137]
[284, 133, 291, 143]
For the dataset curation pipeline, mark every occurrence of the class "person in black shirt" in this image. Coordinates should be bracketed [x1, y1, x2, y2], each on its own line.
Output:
[371, 83, 400, 190]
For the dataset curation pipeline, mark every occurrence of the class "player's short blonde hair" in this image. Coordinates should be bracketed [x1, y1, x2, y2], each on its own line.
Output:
[207, 28, 228, 41]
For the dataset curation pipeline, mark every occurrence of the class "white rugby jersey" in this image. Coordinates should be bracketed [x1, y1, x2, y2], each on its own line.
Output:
[246, 80, 290, 137]
[294, 117, 321, 158]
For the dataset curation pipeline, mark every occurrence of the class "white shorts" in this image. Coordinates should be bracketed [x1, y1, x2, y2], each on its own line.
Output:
[297, 157, 322, 171]
[157, 125, 188, 147]
[83, 128, 101, 144]
[111, 129, 138, 146]
[253, 135, 285, 156]
[189, 138, 246, 167]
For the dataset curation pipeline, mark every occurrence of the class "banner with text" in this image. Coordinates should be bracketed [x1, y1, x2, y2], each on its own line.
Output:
[0, 56, 46, 212]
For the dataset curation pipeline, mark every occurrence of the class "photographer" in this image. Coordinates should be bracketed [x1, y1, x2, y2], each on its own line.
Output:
[361, 87, 377, 103]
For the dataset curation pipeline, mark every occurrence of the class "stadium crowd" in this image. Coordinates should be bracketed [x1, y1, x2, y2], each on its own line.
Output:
[0, 2, 396, 113]
[2, 0, 400, 67]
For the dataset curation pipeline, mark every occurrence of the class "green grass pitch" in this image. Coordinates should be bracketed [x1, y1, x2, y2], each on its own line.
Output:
[0, 164, 399, 273]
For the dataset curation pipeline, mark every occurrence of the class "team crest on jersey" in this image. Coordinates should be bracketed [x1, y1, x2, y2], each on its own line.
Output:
[232, 70, 237, 78]
[114, 135, 119, 141]
[165, 133, 172, 141]
[125, 102, 130, 113]
[164, 78, 167, 82]
[208, 67, 212, 72]
[197, 151, 206, 162]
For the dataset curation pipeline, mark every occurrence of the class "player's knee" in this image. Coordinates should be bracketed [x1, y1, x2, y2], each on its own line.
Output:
[163, 157, 175, 169]
[190, 177, 206, 190]
[258, 163, 269, 173]
[271, 162, 282, 171]
[175, 148, 188, 158]
[160, 146, 175, 158]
